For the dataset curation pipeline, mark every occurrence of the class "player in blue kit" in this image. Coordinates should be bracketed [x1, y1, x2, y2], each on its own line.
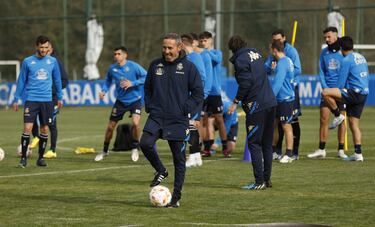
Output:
[140, 33, 203, 207]
[95, 46, 147, 162]
[269, 41, 295, 164]
[181, 34, 206, 168]
[308, 27, 347, 159]
[228, 35, 277, 190]
[265, 29, 302, 160]
[13, 35, 63, 168]
[322, 36, 369, 162]
[199, 31, 229, 157]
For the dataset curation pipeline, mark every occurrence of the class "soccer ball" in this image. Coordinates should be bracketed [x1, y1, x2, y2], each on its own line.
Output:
[0, 147, 4, 161]
[16, 144, 32, 158]
[149, 185, 172, 207]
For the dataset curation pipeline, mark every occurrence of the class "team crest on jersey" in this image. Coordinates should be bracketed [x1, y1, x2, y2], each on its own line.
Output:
[176, 63, 184, 74]
[125, 66, 130, 72]
[46, 59, 52, 65]
[37, 68, 48, 80]
[156, 63, 164, 76]
[25, 108, 30, 114]
[113, 68, 118, 72]
[328, 59, 339, 70]
[30, 61, 36, 65]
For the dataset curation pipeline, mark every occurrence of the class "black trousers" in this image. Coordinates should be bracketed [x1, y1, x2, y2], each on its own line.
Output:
[140, 131, 186, 201]
[246, 107, 276, 184]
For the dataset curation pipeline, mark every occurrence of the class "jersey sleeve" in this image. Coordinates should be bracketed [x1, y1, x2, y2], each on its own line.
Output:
[52, 59, 63, 100]
[102, 67, 113, 93]
[132, 63, 147, 86]
[14, 60, 29, 103]
[319, 52, 329, 89]
[337, 57, 351, 89]
[272, 60, 287, 96]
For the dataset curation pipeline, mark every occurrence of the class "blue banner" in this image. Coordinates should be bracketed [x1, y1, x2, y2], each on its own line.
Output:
[1, 75, 374, 106]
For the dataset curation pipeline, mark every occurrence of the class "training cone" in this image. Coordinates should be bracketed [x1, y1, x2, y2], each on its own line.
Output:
[243, 140, 251, 162]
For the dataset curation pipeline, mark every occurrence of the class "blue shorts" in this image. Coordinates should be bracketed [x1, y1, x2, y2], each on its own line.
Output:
[24, 101, 54, 125]
[109, 100, 142, 122]
[276, 101, 294, 124]
[341, 89, 367, 119]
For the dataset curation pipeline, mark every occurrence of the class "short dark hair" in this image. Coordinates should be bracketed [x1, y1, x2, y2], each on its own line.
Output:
[164, 33, 182, 44]
[199, 31, 213, 39]
[114, 46, 128, 53]
[271, 40, 284, 52]
[340, 36, 354, 51]
[190, 32, 199, 41]
[323, 27, 338, 34]
[272, 29, 285, 37]
[181, 33, 194, 46]
[228, 35, 247, 53]
[35, 35, 50, 45]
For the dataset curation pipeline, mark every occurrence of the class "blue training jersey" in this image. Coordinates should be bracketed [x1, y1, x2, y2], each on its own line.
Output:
[14, 55, 62, 103]
[271, 56, 295, 102]
[102, 60, 147, 105]
[187, 51, 208, 98]
[208, 49, 222, 96]
[200, 49, 213, 98]
[338, 52, 369, 95]
[265, 42, 301, 85]
[319, 47, 343, 89]
[222, 100, 238, 133]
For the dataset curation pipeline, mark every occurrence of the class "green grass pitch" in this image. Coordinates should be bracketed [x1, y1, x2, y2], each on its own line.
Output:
[0, 106, 374, 226]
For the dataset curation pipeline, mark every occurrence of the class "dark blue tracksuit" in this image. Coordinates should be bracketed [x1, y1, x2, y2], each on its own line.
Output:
[140, 51, 203, 201]
[230, 47, 277, 184]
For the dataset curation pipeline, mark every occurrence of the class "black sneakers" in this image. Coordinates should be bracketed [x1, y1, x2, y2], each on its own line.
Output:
[18, 158, 27, 168]
[150, 170, 168, 187]
[165, 198, 180, 208]
[265, 180, 272, 188]
[36, 158, 47, 167]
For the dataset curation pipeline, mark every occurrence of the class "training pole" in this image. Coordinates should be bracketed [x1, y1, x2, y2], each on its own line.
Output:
[291, 21, 298, 46]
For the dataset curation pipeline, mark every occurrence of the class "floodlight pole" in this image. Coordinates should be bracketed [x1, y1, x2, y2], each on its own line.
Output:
[215, 0, 221, 50]
[121, 0, 126, 46]
[63, 0, 69, 74]
[200, 0, 206, 32]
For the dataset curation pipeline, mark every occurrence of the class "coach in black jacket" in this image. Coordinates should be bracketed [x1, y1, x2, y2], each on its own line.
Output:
[140, 33, 203, 208]
[228, 35, 277, 190]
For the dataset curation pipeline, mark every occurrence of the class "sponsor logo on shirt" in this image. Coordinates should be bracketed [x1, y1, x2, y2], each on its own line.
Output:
[113, 68, 118, 72]
[46, 59, 52, 65]
[328, 58, 339, 70]
[30, 61, 36, 65]
[36, 68, 48, 80]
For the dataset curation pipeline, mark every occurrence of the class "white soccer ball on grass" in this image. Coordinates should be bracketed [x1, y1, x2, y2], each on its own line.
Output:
[149, 185, 172, 207]
[0, 147, 5, 161]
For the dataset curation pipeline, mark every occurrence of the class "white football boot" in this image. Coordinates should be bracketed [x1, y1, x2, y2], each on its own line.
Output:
[279, 155, 294, 164]
[307, 149, 326, 158]
[131, 148, 139, 162]
[337, 149, 348, 159]
[94, 151, 108, 162]
[329, 114, 345, 129]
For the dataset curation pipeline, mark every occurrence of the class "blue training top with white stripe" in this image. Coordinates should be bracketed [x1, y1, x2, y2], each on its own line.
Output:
[271, 56, 295, 102]
[319, 47, 343, 89]
[208, 49, 222, 96]
[187, 51, 207, 98]
[102, 60, 147, 105]
[338, 52, 369, 95]
[14, 55, 62, 103]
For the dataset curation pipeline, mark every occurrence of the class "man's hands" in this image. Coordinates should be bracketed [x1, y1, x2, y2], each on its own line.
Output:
[120, 79, 133, 90]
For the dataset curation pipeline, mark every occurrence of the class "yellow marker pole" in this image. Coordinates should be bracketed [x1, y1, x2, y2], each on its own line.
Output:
[342, 18, 349, 152]
[291, 21, 298, 46]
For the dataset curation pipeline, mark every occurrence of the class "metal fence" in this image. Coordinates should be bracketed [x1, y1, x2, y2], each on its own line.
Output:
[0, 0, 374, 82]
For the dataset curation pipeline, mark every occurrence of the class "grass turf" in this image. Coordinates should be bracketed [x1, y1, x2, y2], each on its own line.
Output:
[0, 106, 374, 227]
